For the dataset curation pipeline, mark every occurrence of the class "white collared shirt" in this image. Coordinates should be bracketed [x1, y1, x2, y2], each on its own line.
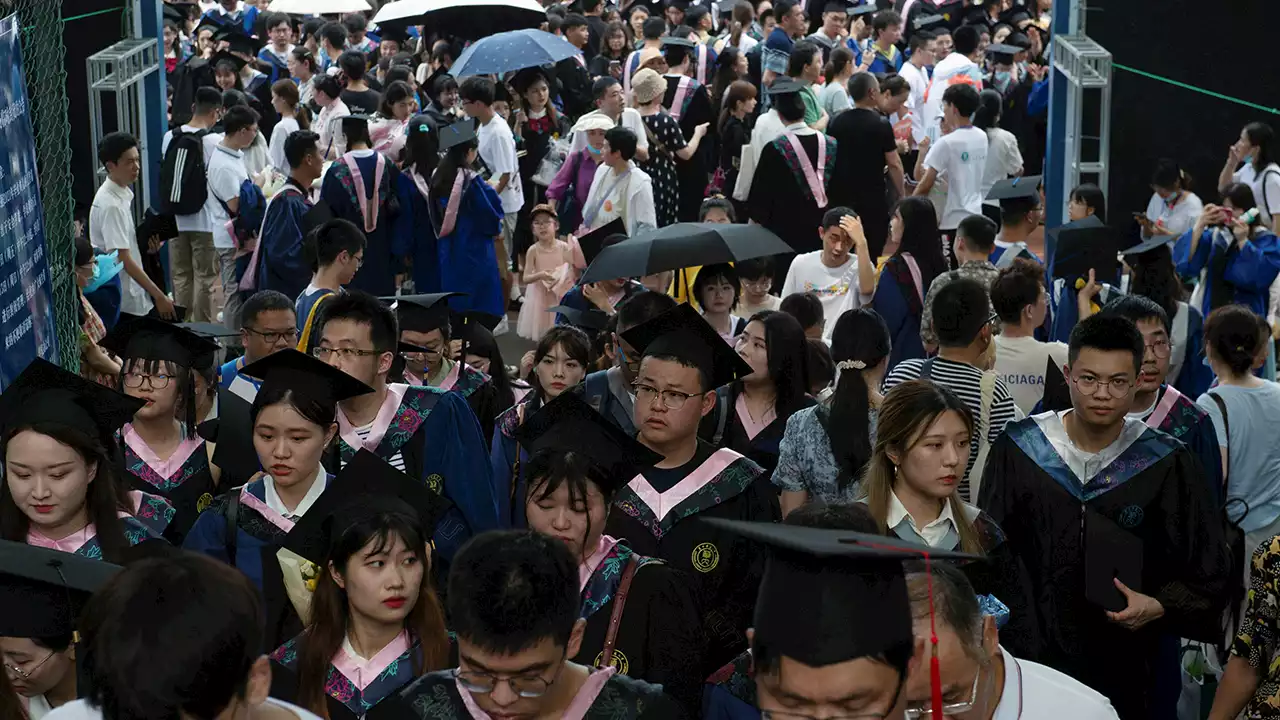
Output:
[1032, 410, 1149, 485]
[264, 465, 327, 520]
[89, 178, 152, 316]
[886, 491, 956, 547]
[993, 646, 1119, 719]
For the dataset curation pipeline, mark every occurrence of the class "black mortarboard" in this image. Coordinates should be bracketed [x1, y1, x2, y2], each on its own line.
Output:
[1040, 354, 1071, 412]
[377, 24, 409, 44]
[912, 12, 946, 30]
[985, 174, 1041, 202]
[210, 49, 248, 72]
[194, 15, 225, 36]
[239, 348, 374, 409]
[516, 393, 661, 493]
[1084, 509, 1142, 613]
[0, 540, 122, 638]
[384, 293, 465, 334]
[199, 386, 260, 485]
[0, 358, 144, 449]
[765, 76, 806, 95]
[454, 310, 504, 338]
[963, 7, 991, 27]
[439, 120, 478, 151]
[665, 0, 689, 9]
[661, 35, 697, 48]
[511, 66, 551, 95]
[985, 42, 1022, 57]
[577, 217, 627, 266]
[1003, 9, 1031, 27]
[823, 1, 850, 13]
[1121, 233, 1176, 256]
[101, 315, 220, 368]
[281, 449, 454, 564]
[337, 113, 373, 139]
[620, 303, 753, 389]
[163, 2, 192, 24]
[706, 520, 974, 667]
[1006, 32, 1031, 49]
[551, 305, 610, 333]
[175, 322, 236, 372]
[215, 26, 262, 55]
[1050, 222, 1121, 284]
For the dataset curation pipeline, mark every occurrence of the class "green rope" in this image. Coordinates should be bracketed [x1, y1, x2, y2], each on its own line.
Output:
[62, 7, 126, 24]
[1113, 63, 1280, 116]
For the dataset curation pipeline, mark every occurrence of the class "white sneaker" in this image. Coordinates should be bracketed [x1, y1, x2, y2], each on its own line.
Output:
[493, 315, 510, 336]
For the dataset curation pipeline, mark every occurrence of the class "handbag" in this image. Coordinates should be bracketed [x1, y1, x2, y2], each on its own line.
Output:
[533, 136, 571, 187]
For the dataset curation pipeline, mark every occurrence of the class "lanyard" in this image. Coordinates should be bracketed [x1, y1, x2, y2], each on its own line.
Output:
[583, 169, 630, 228]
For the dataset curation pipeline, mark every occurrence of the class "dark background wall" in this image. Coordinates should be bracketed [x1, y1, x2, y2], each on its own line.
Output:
[63, 0, 131, 216]
[1086, 1, 1280, 221]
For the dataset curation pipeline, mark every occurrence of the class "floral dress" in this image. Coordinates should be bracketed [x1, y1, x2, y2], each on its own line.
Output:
[1232, 534, 1280, 718]
[640, 111, 686, 228]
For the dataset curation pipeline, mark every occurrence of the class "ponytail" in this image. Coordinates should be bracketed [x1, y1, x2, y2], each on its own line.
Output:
[826, 363, 874, 490]
[296, 104, 312, 132]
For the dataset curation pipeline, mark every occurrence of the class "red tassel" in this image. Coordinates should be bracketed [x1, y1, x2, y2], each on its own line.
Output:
[927, 553, 942, 717]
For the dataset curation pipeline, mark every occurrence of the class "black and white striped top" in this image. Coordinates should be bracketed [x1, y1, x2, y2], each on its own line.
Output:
[883, 357, 1019, 498]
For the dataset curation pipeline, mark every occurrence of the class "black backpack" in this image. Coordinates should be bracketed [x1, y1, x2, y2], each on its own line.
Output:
[159, 127, 210, 216]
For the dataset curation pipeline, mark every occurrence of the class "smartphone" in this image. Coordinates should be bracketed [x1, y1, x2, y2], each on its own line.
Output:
[1223, 207, 1236, 223]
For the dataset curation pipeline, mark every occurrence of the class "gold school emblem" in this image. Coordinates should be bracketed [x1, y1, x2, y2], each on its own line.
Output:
[196, 492, 213, 513]
[691, 543, 720, 573]
[426, 474, 443, 494]
[594, 649, 629, 674]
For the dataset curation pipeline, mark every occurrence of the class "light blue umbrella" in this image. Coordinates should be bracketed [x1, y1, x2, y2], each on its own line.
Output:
[449, 29, 582, 78]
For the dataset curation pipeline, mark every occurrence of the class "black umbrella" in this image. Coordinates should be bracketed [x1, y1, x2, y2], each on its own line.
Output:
[372, 0, 546, 39]
[580, 223, 793, 284]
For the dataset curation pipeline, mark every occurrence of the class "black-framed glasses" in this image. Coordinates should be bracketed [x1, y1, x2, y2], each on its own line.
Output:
[633, 382, 700, 410]
[244, 327, 298, 345]
[1070, 373, 1133, 398]
[904, 666, 984, 718]
[3, 650, 54, 680]
[122, 371, 172, 389]
[454, 652, 566, 699]
[312, 346, 382, 361]
[1145, 338, 1172, 359]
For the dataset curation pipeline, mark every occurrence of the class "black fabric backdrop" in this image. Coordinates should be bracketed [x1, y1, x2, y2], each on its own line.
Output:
[64, 0, 132, 216]
[1087, 1, 1280, 223]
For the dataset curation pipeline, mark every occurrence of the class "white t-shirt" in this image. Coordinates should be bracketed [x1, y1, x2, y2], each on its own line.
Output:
[819, 81, 852, 117]
[1143, 191, 1204, 238]
[921, 53, 982, 140]
[899, 62, 930, 144]
[89, 178, 153, 316]
[924, 125, 988, 230]
[160, 125, 220, 232]
[993, 334, 1069, 415]
[477, 114, 524, 215]
[980, 127, 1023, 208]
[268, 116, 300, 174]
[205, 143, 250, 250]
[780, 250, 870, 339]
[993, 647, 1119, 719]
[1233, 162, 1280, 227]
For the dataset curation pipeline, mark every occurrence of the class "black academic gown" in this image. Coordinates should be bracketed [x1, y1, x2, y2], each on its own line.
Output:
[555, 55, 594, 120]
[748, 131, 834, 288]
[575, 541, 706, 716]
[662, 75, 715, 223]
[604, 442, 778, 674]
[698, 384, 816, 476]
[977, 417, 1230, 719]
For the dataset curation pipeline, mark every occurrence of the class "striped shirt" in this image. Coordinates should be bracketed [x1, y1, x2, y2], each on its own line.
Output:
[883, 357, 1019, 498]
[353, 424, 405, 471]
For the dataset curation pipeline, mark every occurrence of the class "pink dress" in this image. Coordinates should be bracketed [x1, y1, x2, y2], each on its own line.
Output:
[517, 239, 576, 341]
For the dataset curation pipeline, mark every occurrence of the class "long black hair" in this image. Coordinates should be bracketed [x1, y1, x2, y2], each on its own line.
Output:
[430, 136, 478, 197]
[1245, 121, 1277, 173]
[524, 449, 615, 560]
[972, 88, 1003, 130]
[743, 310, 810, 420]
[530, 325, 593, 401]
[462, 323, 516, 410]
[403, 114, 440, 183]
[895, 196, 948, 289]
[825, 308, 891, 491]
[1128, 244, 1185, 323]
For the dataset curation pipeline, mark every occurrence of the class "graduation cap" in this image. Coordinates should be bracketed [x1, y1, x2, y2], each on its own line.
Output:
[1121, 234, 1176, 256]
[765, 76, 806, 95]
[577, 217, 627, 266]
[240, 348, 375, 410]
[1005, 32, 1031, 50]
[210, 50, 248, 72]
[439, 120, 478, 152]
[705, 519, 974, 670]
[101, 315, 220, 368]
[1050, 222, 1122, 284]
[1084, 508, 1142, 613]
[281, 449, 454, 564]
[1002, 9, 1032, 27]
[516, 393, 661, 492]
[912, 12, 947, 30]
[511, 66, 551, 96]
[620, 302, 753, 389]
[302, 200, 335, 237]
[383, 293, 464, 335]
[163, 2, 194, 24]
[377, 24, 409, 45]
[0, 540, 122, 639]
[198, 386, 261, 485]
[985, 42, 1022, 64]
[175, 322, 236, 371]
[1040, 354, 1071, 412]
[551, 305, 610, 333]
[986, 174, 1042, 215]
[0, 358, 145, 447]
[194, 14, 226, 36]
[214, 26, 261, 56]
[661, 35, 697, 48]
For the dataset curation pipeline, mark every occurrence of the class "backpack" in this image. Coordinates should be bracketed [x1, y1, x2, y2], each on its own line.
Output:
[159, 127, 210, 216]
[214, 178, 267, 252]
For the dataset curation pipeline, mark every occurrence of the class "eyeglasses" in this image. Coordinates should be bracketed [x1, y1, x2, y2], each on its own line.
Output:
[904, 668, 983, 719]
[1145, 338, 1172, 359]
[454, 655, 565, 699]
[1070, 374, 1133, 398]
[741, 278, 772, 291]
[312, 346, 382, 361]
[633, 382, 700, 410]
[402, 346, 444, 362]
[244, 327, 298, 345]
[123, 371, 172, 389]
[4, 651, 54, 680]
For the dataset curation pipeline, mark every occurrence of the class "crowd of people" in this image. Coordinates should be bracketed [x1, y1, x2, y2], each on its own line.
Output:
[10, 0, 1280, 718]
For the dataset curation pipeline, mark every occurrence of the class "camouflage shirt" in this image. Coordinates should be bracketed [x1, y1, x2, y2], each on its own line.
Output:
[920, 261, 1000, 347]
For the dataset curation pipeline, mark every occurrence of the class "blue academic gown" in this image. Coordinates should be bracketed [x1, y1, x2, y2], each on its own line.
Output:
[295, 286, 336, 354]
[1173, 226, 1280, 318]
[555, 280, 646, 326]
[865, 45, 905, 74]
[256, 183, 312, 303]
[256, 47, 290, 86]
[397, 172, 441, 295]
[320, 153, 410, 298]
[203, 6, 258, 34]
[489, 398, 538, 529]
[1172, 304, 1213, 400]
[872, 257, 927, 369]
[433, 174, 505, 318]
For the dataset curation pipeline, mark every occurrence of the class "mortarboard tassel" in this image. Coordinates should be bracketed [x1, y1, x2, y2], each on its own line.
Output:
[926, 551, 942, 717]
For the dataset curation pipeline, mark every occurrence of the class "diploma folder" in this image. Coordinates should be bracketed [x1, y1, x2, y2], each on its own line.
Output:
[1084, 508, 1143, 613]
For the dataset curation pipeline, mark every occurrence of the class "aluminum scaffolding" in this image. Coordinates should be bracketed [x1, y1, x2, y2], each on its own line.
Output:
[86, 38, 161, 223]
[1050, 15, 1112, 201]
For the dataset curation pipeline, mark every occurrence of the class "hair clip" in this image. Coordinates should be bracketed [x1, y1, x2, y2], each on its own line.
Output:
[835, 360, 866, 371]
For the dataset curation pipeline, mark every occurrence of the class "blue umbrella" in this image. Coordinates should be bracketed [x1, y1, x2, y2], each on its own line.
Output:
[450, 29, 582, 78]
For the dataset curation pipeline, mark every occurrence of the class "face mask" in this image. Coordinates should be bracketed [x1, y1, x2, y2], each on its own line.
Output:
[994, 70, 1012, 88]
[587, 144, 603, 156]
